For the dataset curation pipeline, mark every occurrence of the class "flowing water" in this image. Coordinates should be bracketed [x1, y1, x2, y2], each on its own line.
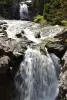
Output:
[2, 20, 62, 100]
[4, 20, 64, 43]
[13, 48, 59, 100]
[20, 2, 28, 20]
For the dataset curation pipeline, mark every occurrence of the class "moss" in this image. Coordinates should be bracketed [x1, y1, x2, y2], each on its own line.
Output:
[61, 20, 67, 26]
[34, 15, 46, 24]
[39, 37, 57, 51]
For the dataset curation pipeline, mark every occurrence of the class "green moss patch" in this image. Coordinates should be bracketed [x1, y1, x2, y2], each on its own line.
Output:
[34, 15, 46, 25]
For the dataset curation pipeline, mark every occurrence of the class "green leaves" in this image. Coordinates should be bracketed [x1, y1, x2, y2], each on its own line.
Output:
[34, 15, 46, 24]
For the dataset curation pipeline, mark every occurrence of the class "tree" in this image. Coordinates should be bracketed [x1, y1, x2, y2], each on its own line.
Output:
[0, 0, 20, 4]
[32, 0, 45, 14]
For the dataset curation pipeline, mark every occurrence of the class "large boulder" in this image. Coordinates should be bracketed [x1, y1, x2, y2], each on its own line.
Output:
[0, 22, 28, 73]
[46, 40, 66, 58]
[0, 35, 28, 73]
[40, 28, 67, 58]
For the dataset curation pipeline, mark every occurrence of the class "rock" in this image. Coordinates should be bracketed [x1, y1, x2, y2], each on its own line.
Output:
[59, 71, 67, 100]
[0, 21, 7, 25]
[2, 26, 7, 30]
[59, 51, 67, 100]
[0, 29, 3, 33]
[46, 42, 66, 58]
[21, 30, 25, 34]
[0, 34, 28, 73]
[50, 53, 61, 78]
[39, 27, 67, 58]
[0, 24, 8, 30]
[62, 51, 67, 72]
[0, 56, 10, 73]
[0, 36, 27, 56]
[35, 31, 41, 38]
[44, 28, 67, 58]
[62, 51, 67, 61]
[16, 33, 22, 38]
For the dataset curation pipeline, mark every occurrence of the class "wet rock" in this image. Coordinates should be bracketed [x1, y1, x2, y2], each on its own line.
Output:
[21, 30, 25, 34]
[50, 53, 61, 78]
[2, 26, 7, 30]
[0, 36, 27, 56]
[62, 51, 67, 72]
[0, 56, 10, 73]
[46, 42, 66, 58]
[0, 29, 3, 33]
[35, 31, 41, 38]
[0, 35, 27, 73]
[16, 33, 22, 38]
[45, 28, 67, 58]
[0, 21, 7, 25]
[0, 24, 8, 30]
[59, 51, 67, 100]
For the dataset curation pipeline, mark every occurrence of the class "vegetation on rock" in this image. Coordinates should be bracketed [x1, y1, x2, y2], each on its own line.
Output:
[33, 15, 46, 24]
[32, 0, 67, 26]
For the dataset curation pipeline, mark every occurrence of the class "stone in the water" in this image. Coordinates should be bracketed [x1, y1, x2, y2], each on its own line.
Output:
[35, 31, 41, 38]
[2, 26, 7, 30]
[0, 29, 3, 33]
[21, 30, 25, 34]
[16, 33, 22, 38]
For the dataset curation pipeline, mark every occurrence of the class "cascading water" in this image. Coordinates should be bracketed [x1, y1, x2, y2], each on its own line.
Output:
[3, 20, 63, 100]
[13, 48, 59, 100]
[20, 2, 28, 20]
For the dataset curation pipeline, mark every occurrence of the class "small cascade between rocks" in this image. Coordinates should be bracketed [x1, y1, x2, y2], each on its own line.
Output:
[13, 48, 60, 100]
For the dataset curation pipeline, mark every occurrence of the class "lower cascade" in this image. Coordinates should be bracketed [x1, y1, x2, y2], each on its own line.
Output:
[13, 48, 59, 100]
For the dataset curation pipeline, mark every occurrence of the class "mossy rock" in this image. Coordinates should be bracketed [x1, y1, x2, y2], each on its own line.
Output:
[39, 35, 67, 58]
[61, 20, 67, 26]
[39, 37, 57, 53]
[34, 15, 46, 25]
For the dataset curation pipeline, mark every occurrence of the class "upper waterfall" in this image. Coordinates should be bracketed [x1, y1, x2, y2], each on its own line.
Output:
[13, 48, 59, 100]
[20, 2, 28, 20]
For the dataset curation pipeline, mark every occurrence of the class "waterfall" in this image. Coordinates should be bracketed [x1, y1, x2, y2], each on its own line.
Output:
[13, 48, 59, 100]
[20, 2, 28, 20]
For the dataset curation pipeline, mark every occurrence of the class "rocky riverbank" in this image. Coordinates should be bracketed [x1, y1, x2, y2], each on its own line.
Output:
[0, 20, 67, 100]
[39, 26, 67, 100]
